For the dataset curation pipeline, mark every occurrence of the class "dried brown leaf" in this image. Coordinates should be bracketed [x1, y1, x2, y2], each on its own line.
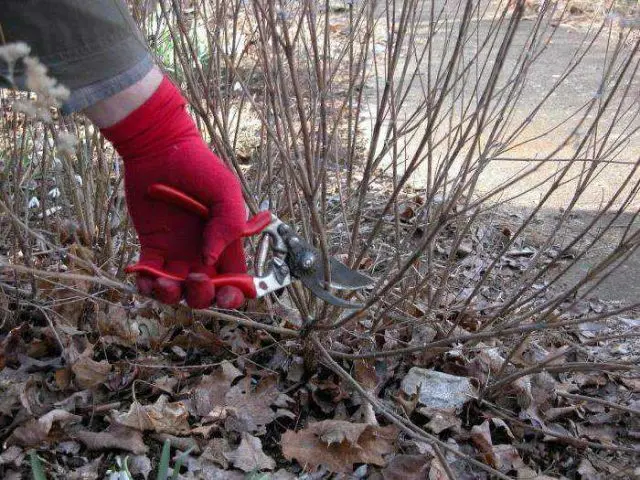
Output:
[620, 377, 640, 392]
[0, 324, 28, 369]
[170, 322, 225, 354]
[8, 409, 81, 447]
[381, 454, 431, 479]
[225, 432, 276, 472]
[68, 455, 103, 480]
[72, 355, 111, 390]
[471, 420, 497, 468]
[74, 424, 148, 454]
[401, 368, 477, 414]
[425, 413, 461, 434]
[188, 364, 240, 417]
[201, 437, 233, 468]
[0, 370, 25, 417]
[577, 424, 618, 443]
[182, 457, 244, 479]
[493, 444, 526, 472]
[428, 457, 449, 480]
[96, 305, 137, 347]
[577, 459, 600, 480]
[281, 420, 397, 473]
[574, 372, 607, 388]
[0, 446, 24, 467]
[114, 395, 190, 434]
[128, 455, 152, 480]
[224, 376, 279, 434]
[354, 360, 377, 390]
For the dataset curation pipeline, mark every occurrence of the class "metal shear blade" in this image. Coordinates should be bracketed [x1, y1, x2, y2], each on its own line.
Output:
[311, 253, 374, 291]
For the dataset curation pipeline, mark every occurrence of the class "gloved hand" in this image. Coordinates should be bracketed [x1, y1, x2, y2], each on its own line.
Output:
[102, 76, 247, 309]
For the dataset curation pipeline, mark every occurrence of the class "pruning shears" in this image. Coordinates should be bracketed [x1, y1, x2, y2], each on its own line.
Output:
[140, 183, 374, 309]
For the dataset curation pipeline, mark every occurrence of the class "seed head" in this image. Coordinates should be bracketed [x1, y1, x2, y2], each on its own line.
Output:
[56, 131, 78, 157]
[0, 42, 31, 64]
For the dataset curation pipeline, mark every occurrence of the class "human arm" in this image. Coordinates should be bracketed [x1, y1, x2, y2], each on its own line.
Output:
[0, 1, 249, 308]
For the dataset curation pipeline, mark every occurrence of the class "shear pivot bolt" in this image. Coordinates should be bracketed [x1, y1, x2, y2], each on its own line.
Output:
[298, 251, 317, 273]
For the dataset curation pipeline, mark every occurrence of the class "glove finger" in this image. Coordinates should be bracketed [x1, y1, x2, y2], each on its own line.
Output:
[153, 260, 190, 305]
[215, 285, 245, 309]
[185, 272, 215, 309]
[154, 277, 182, 304]
[215, 239, 247, 274]
[131, 249, 165, 297]
[136, 275, 155, 296]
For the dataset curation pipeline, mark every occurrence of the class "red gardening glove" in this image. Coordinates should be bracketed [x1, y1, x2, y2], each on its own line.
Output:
[102, 76, 247, 309]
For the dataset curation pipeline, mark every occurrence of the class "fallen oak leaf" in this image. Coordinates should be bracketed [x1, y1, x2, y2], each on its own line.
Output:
[281, 420, 398, 473]
[425, 413, 461, 435]
[8, 409, 81, 447]
[127, 455, 152, 480]
[96, 304, 137, 347]
[470, 419, 497, 468]
[201, 437, 233, 468]
[354, 359, 377, 390]
[224, 375, 280, 434]
[318, 420, 367, 445]
[73, 423, 148, 454]
[428, 456, 449, 480]
[0, 446, 24, 468]
[170, 322, 225, 355]
[72, 356, 111, 389]
[400, 368, 477, 415]
[113, 395, 190, 434]
[620, 377, 640, 392]
[492, 444, 526, 473]
[186, 362, 241, 417]
[182, 456, 244, 479]
[577, 458, 600, 480]
[68, 455, 104, 480]
[381, 454, 432, 480]
[224, 432, 276, 472]
[69, 344, 112, 390]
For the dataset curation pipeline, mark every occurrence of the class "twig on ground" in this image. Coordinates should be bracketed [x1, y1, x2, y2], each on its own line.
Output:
[557, 391, 640, 417]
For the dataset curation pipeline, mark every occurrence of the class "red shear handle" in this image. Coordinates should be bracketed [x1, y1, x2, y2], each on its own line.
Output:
[147, 183, 271, 236]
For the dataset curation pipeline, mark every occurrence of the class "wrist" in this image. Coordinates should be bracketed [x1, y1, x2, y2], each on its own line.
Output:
[84, 67, 164, 128]
[100, 73, 201, 161]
